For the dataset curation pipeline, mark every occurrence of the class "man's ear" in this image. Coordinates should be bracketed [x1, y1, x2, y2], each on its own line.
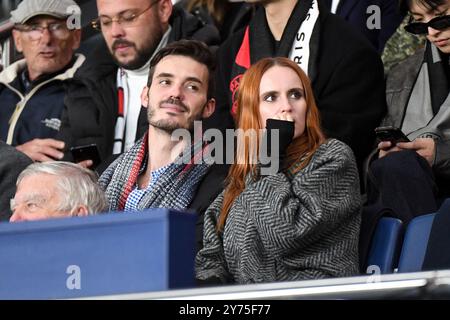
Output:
[73, 205, 89, 217]
[71, 29, 82, 50]
[157, 0, 173, 25]
[141, 86, 150, 108]
[202, 98, 216, 119]
[12, 29, 23, 53]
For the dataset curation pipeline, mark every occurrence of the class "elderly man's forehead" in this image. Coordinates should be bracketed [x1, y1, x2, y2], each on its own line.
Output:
[18, 172, 57, 187]
[24, 15, 66, 25]
[14, 192, 48, 203]
[13, 183, 52, 203]
[16, 174, 55, 196]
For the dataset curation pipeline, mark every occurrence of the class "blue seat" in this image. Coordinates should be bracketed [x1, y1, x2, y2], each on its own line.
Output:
[366, 217, 403, 274]
[397, 213, 436, 273]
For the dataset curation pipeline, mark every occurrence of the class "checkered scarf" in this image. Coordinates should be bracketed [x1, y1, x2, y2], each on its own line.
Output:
[98, 132, 212, 211]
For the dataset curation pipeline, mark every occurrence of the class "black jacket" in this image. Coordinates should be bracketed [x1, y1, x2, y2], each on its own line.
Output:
[175, 0, 254, 42]
[57, 6, 220, 165]
[208, 2, 387, 172]
[188, 163, 230, 253]
[0, 141, 33, 221]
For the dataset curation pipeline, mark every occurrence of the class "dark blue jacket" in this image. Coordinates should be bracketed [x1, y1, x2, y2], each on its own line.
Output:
[0, 55, 85, 146]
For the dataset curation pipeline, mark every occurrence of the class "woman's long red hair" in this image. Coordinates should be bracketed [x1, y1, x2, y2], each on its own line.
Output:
[218, 57, 325, 231]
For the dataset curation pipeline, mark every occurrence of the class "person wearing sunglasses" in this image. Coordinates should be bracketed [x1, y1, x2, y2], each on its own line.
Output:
[360, 0, 450, 271]
[405, 7, 450, 37]
[56, 0, 220, 171]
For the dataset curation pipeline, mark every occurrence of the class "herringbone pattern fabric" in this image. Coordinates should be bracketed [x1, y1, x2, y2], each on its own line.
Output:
[196, 139, 361, 283]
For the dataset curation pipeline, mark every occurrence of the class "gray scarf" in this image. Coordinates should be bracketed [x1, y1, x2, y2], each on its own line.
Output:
[99, 132, 212, 211]
[402, 42, 450, 140]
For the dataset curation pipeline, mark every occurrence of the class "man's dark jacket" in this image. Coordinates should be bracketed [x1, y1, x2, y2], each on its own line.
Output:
[0, 141, 32, 221]
[57, 6, 220, 163]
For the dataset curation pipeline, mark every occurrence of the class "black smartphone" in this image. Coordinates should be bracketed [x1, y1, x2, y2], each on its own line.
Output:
[375, 126, 410, 144]
[70, 144, 101, 168]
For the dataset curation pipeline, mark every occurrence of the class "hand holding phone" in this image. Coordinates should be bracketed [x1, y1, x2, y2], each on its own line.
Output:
[70, 144, 101, 168]
[375, 126, 410, 145]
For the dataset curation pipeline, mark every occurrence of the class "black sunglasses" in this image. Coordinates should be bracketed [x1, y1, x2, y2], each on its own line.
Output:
[405, 15, 450, 35]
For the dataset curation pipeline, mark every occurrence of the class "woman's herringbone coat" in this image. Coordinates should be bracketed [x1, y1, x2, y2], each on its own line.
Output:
[196, 139, 361, 283]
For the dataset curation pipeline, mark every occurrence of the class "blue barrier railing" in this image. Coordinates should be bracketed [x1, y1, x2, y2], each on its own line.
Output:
[0, 208, 196, 299]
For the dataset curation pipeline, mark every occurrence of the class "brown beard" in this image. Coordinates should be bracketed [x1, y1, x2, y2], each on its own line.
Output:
[110, 26, 163, 70]
[147, 100, 206, 134]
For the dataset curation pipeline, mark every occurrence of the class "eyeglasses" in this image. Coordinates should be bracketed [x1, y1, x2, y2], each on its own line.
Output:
[91, 0, 160, 31]
[14, 22, 70, 41]
[405, 15, 450, 35]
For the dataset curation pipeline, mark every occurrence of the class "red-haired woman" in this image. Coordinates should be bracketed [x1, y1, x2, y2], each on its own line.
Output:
[196, 57, 362, 284]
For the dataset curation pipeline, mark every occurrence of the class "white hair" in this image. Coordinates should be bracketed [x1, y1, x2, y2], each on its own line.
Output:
[17, 162, 108, 215]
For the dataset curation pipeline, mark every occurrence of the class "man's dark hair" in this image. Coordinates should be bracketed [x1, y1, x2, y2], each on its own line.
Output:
[147, 39, 216, 100]
[399, 0, 446, 15]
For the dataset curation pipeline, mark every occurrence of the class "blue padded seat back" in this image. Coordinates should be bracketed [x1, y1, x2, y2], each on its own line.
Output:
[397, 213, 435, 273]
[366, 217, 403, 274]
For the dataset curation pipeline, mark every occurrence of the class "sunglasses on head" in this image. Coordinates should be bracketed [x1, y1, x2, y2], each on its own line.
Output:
[405, 15, 450, 35]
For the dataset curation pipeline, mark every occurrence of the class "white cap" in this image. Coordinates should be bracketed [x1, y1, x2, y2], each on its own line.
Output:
[10, 0, 80, 24]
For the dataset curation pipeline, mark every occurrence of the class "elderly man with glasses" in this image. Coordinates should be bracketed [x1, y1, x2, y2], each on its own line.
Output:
[0, 0, 85, 163]
[9, 161, 108, 222]
[56, 0, 220, 171]
[360, 0, 450, 270]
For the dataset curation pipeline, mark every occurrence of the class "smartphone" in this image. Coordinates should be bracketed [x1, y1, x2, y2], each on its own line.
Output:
[375, 126, 410, 144]
[70, 144, 101, 168]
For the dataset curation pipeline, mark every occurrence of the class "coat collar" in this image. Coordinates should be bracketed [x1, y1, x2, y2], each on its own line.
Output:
[0, 53, 85, 85]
